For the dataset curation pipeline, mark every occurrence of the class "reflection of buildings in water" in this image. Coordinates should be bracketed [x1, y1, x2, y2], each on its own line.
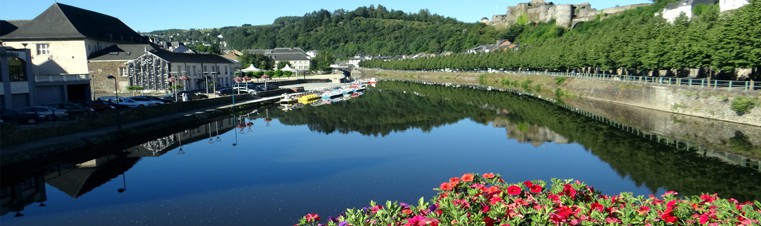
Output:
[44, 154, 139, 199]
[1, 116, 247, 216]
[127, 118, 239, 157]
[492, 117, 569, 147]
[1, 175, 46, 217]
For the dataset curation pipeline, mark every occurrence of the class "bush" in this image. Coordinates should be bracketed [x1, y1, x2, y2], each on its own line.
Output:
[731, 97, 756, 115]
[297, 173, 761, 226]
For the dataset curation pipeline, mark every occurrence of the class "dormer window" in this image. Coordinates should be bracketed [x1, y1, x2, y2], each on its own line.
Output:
[36, 43, 50, 55]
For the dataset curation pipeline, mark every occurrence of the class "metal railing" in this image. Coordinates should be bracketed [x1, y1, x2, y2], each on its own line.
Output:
[497, 70, 759, 91]
[35, 74, 90, 83]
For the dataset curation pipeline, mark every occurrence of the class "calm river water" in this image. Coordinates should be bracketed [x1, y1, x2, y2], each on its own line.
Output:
[2, 81, 759, 225]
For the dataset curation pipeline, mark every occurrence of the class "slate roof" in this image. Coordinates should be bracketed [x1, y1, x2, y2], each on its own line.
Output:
[88, 44, 158, 61]
[0, 20, 30, 36]
[89, 43, 235, 64]
[0, 3, 146, 43]
[152, 50, 235, 64]
[269, 52, 309, 61]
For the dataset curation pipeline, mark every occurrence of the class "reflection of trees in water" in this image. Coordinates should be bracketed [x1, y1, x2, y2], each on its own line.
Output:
[727, 131, 758, 154]
[275, 81, 761, 201]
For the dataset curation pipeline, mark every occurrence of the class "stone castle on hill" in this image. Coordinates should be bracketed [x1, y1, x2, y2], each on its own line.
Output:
[486, 0, 649, 29]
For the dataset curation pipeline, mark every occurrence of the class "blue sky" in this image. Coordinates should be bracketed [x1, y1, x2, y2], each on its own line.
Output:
[2, 0, 649, 32]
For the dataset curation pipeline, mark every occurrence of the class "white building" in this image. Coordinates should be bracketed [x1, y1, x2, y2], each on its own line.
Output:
[720, 0, 749, 12]
[660, 0, 715, 23]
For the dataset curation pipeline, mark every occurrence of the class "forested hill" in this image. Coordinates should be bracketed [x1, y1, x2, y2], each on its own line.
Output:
[147, 5, 503, 57]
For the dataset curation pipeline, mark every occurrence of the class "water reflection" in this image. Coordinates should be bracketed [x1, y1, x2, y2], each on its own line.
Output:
[1, 117, 242, 218]
[1, 81, 759, 225]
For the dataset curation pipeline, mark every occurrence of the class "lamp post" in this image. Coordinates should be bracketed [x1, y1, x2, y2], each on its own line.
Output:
[117, 173, 126, 193]
[107, 75, 121, 129]
[233, 76, 242, 111]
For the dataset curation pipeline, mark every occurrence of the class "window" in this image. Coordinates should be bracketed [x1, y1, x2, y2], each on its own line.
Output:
[8, 58, 27, 81]
[36, 43, 50, 55]
[119, 67, 128, 76]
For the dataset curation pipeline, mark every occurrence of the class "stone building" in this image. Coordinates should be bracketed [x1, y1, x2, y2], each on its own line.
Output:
[489, 0, 648, 29]
[89, 44, 237, 94]
[245, 48, 311, 71]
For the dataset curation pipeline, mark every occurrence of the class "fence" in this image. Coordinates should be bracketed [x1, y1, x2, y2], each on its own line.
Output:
[498, 70, 759, 91]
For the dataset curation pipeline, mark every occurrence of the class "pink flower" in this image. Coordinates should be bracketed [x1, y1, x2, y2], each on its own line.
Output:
[700, 194, 716, 203]
[305, 213, 320, 223]
[507, 185, 522, 195]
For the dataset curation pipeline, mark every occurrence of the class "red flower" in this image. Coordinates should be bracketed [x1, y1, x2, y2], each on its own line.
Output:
[563, 184, 577, 198]
[530, 185, 543, 194]
[461, 173, 474, 183]
[305, 213, 320, 222]
[637, 206, 650, 215]
[483, 216, 495, 226]
[486, 186, 500, 195]
[666, 200, 677, 212]
[699, 213, 710, 224]
[483, 173, 495, 179]
[590, 202, 604, 212]
[660, 212, 678, 224]
[523, 181, 534, 187]
[440, 182, 453, 191]
[507, 185, 522, 195]
[489, 195, 504, 205]
[450, 177, 461, 185]
[700, 194, 716, 203]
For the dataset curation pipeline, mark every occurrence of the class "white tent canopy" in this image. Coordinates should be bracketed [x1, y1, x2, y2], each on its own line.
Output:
[281, 64, 297, 72]
[241, 64, 261, 72]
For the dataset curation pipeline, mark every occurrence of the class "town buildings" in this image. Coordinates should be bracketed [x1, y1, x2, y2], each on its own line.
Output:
[0, 3, 237, 110]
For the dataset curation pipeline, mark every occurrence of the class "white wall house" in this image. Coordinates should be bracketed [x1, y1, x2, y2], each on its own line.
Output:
[660, 0, 715, 23]
[720, 0, 749, 12]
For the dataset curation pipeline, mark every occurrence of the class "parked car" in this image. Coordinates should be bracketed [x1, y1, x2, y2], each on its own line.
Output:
[97, 96, 154, 108]
[215, 87, 235, 96]
[175, 91, 208, 102]
[19, 106, 68, 121]
[232, 87, 258, 94]
[135, 95, 173, 104]
[71, 100, 115, 111]
[255, 83, 279, 91]
[44, 102, 93, 115]
[130, 96, 164, 105]
[0, 109, 38, 124]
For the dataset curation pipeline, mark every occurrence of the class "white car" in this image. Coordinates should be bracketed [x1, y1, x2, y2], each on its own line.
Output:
[97, 96, 154, 108]
[20, 106, 68, 121]
[233, 87, 257, 94]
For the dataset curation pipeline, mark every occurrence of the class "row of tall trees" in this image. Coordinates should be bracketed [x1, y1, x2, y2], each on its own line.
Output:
[362, 1, 760, 79]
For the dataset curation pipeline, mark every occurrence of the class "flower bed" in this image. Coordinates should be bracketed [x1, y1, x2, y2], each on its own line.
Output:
[297, 173, 760, 225]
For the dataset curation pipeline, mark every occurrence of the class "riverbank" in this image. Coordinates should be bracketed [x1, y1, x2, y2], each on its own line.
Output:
[357, 69, 761, 126]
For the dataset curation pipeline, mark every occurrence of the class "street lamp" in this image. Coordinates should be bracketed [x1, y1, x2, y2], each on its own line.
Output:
[107, 75, 121, 129]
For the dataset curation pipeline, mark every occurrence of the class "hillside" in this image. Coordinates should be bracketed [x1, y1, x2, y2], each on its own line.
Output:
[147, 5, 504, 57]
[362, 1, 760, 80]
